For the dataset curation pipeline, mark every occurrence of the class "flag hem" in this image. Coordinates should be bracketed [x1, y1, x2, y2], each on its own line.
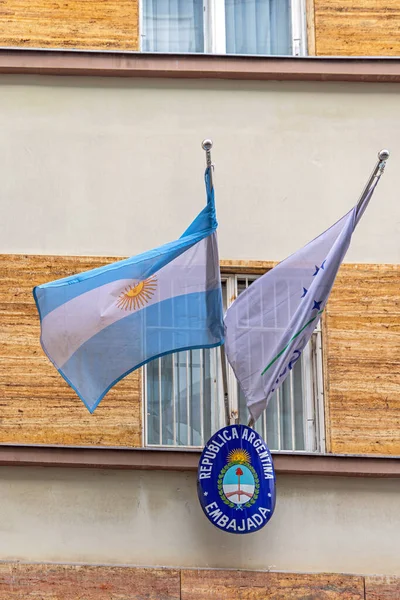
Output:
[51, 340, 224, 414]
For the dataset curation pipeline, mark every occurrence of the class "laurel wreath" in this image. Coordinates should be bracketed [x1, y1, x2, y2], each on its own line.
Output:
[217, 462, 260, 508]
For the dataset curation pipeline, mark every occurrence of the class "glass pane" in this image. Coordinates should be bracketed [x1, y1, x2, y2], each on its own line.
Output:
[236, 277, 248, 296]
[203, 349, 213, 442]
[146, 357, 160, 445]
[238, 384, 248, 426]
[190, 349, 202, 446]
[266, 391, 280, 450]
[281, 375, 293, 450]
[293, 355, 305, 450]
[161, 353, 174, 445]
[143, 0, 204, 53]
[225, 0, 292, 56]
[146, 347, 219, 446]
[176, 351, 188, 444]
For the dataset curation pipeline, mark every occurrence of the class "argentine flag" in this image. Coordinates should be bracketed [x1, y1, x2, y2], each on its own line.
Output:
[33, 169, 224, 413]
[224, 180, 379, 423]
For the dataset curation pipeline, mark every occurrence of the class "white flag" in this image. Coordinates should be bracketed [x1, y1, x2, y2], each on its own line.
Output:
[224, 185, 377, 423]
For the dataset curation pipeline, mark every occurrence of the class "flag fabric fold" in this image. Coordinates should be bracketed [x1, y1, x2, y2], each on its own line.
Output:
[33, 168, 224, 412]
[224, 183, 378, 423]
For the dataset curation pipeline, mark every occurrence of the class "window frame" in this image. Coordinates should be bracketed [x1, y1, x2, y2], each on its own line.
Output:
[142, 272, 325, 453]
[139, 0, 308, 57]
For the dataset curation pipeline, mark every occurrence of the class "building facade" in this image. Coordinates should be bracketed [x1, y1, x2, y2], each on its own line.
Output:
[0, 2, 399, 599]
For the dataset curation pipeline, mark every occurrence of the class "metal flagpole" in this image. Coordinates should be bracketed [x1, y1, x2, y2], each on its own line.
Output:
[201, 139, 231, 428]
[356, 149, 389, 219]
[247, 148, 390, 431]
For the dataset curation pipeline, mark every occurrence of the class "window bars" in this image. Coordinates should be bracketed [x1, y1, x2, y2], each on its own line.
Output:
[145, 274, 324, 452]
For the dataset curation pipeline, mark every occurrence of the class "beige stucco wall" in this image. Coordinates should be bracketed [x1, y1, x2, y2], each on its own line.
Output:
[0, 75, 399, 263]
[1, 74, 399, 577]
[0, 467, 399, 576]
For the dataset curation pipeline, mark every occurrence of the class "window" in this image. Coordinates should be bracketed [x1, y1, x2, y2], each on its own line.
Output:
[144, 274, 325, 452]
[141, 0, 307, 57]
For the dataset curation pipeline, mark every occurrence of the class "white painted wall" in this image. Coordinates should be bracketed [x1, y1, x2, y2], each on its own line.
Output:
[0, 75, 399, 263]
[0, 467, 399, 575]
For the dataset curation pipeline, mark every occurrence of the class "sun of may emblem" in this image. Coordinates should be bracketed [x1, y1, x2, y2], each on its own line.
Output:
[218, 448, 260, 510]
[117, 276, 157, 311]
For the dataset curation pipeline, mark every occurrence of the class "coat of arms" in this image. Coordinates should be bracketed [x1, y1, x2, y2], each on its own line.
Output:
[218, 449, 260, 510]
[197, 425, 275, 534]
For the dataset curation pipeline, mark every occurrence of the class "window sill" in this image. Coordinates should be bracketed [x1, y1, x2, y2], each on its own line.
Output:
[1, 48, 400, 82]
[0, 444, 398, 477]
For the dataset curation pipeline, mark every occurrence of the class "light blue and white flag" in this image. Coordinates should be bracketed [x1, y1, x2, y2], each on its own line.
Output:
[224, 183, 378, 423]
[33, 169, 224, 412]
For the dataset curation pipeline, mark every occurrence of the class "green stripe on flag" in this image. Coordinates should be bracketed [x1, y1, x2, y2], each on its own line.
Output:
[261, 311, 323, 376]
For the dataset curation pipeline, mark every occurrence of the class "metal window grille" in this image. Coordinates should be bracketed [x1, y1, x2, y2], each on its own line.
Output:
[144, 274, 324, 452]
[234, 276, 324, 452]
[146, 348, 223, 447]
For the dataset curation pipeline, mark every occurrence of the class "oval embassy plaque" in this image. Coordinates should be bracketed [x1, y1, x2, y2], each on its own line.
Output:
[197, 424, 276, 534]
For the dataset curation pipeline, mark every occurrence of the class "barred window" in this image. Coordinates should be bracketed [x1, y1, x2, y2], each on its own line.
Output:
[145, 274, 325, 452]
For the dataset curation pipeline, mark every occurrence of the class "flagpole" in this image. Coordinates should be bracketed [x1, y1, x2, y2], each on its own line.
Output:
[247, 148, 390, 431]
[201, 139, 231, 428]
[356, 149, 389, 218]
